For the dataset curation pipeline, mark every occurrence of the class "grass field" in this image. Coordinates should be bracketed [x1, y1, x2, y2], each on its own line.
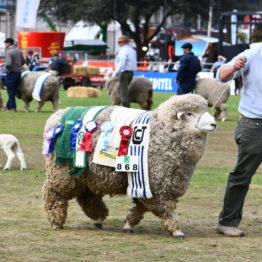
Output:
[0, 89, 261, 262]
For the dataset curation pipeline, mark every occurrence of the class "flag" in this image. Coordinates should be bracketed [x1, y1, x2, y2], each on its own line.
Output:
[16, 0, 40, 28]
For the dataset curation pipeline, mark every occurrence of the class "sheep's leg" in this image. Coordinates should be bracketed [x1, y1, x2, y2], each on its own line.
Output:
[214, 107, 221, 120]
[42, 180, 69, 230]
[51, 96, 59, 112]
[220, 103, 228, 122]
[35, 101, 45, 112]
[24, 101, 30, 112]
[123, 200, 147, 233]
[76, 189, 108, 229]
[150, 200, 184, 238]
[14, 146, 27, 170]
[3, 147, 16, 170]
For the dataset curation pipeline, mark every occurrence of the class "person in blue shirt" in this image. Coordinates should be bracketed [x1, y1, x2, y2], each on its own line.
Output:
[216, 44, 262, 237]
[176, 43, 201, 95]
[112, 35, 137, 108]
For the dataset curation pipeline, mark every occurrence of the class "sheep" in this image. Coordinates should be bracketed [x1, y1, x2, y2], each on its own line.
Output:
[105, 76, 153, 110]
[195, 78, 230, 121]
[17, 71, 60, 112]
[42, 94, 216, 237]
[0, 134, 27, 170]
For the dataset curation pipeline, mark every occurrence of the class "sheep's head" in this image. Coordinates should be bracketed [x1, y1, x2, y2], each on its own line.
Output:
[156, 94, 216, 133]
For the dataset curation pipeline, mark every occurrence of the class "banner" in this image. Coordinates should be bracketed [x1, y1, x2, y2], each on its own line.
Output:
[16, 0, 40, 28]
[134, 71, 178, 93]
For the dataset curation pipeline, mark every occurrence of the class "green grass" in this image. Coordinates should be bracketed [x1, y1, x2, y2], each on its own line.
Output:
[0, 89, 261, 262]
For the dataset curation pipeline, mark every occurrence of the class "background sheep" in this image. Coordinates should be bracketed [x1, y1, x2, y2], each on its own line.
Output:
[105, 76, 153, 110]
[17, 71, 60, 112]
[0, 134, 27, 170]
[42, 94, 216, 238]
[195, 78, 230, 121]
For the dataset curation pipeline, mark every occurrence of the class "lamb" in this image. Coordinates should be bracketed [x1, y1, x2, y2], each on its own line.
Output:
[17, 71, 60, 112]
[105, 76, 153, 110]
[195, 78, 230, 121]
[42, 94, 216, 237]
[0, 134, 27, 170]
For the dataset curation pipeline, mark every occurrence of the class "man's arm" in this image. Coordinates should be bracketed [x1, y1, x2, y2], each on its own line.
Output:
[219, 56, 246, 82]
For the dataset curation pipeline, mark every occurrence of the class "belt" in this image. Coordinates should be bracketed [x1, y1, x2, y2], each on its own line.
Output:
[241, 114, 262, 121]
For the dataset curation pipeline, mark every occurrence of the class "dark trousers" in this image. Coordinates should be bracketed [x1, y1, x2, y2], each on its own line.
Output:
[6, 71, 21, 110]
[219, 116, 262, 227]
[118, 71, 133, 107]
[177, 80, 195, 95]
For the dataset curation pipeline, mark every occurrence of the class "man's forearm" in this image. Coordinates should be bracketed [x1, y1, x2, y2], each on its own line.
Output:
[219, 64, 236, 82]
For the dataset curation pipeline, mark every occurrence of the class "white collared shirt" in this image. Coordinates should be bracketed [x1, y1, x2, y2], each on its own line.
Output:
[217, 44, 262, 118]
[112, 44, 137, 77]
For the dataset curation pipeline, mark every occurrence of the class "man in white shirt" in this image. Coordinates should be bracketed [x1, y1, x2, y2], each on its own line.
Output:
[216, 44, 262, 237]
[112, 35, 137, 107]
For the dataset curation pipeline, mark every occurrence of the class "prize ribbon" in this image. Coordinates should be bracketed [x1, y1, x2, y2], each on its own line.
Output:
[100, 121, 114, 150]
[117, 126, 133, 156]
[70, 120, 83, 150]
[48, 124, 64, 154]
[79, 120, 98, 152]
[42, 127, 55, 157]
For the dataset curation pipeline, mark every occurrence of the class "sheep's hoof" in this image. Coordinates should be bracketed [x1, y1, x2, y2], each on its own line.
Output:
[123, 228, 134, 234]
[172, 230, 185, 238]
[94, 223, 103, 229]
[52, 225, 63, 230]
[221, 118, 227, 122]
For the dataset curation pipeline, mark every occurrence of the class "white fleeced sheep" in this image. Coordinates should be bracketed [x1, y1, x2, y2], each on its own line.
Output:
[105, 76, 153, 110]
[42, 94, 216, 238]
[195, 78, 230, 121]
[17, 71, 60, 112]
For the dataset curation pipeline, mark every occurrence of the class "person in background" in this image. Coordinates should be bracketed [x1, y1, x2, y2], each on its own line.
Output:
[211, 55, 227, 77]
[25, 50, 33, 69]
[0, 38, 25, 112]
[30, 52, 41, 71]
[111, 35, 137, 108]
[216, 44, 262, 237]
[50, 53, 70, 75]
[176, 43, 201, 95]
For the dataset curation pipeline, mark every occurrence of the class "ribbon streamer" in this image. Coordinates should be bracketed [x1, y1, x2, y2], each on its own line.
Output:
[42, 127, 55, 157]
[100, 121, 114, 150]
[79, 120, 98, 152]
[48, 124, 64, 154]
[70, 120, 83, 150]
[118, 126, 133, 156]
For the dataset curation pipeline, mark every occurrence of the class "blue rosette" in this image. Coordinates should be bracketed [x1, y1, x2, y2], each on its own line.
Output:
[48, 124, 64, 154]
[70, 120, 83, 150]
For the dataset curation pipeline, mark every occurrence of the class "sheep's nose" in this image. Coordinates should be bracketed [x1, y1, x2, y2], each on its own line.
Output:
[211, 123, 217, 128]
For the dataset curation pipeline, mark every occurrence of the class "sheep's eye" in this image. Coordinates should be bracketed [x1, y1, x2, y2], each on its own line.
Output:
[187, 112, 193, 116]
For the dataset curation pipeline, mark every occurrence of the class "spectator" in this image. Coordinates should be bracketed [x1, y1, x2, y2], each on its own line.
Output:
[25, 50, 33, 69]
[0, 38, 25, 112]
[50, 53, 70, 75]
[112, 35, 137, 108]
[176, 43, 202, 95]
[211, 55, 227, 77]
[30, 52, 41, 71]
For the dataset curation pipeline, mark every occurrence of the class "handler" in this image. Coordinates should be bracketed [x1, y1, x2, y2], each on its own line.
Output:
[112, 35, 137, 108]
[216, 44, 262, 237]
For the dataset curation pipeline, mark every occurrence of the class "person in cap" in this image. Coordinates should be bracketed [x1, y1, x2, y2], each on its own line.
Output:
[176, 42, 201, 95]
[111, 35, 137, 107]
[25, 50, 34, 69]
[0, 38, 25, 112]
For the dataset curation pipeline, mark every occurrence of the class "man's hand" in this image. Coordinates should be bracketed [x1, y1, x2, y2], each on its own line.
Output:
[233, 56, 246, 71]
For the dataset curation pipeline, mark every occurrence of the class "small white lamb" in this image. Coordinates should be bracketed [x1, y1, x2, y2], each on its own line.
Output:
[0, 134, 27, 170]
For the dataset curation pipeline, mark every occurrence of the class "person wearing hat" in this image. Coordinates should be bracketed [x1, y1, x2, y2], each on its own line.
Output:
[176, 42, 201, 95]
[0, 38, 25, 112]
[112, 35, 137, 107]
[25, 50, 34, 69]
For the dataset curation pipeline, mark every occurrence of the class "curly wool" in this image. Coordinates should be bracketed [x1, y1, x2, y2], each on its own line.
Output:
[106, 76, 153, 110]
[17, 71, 60, 112]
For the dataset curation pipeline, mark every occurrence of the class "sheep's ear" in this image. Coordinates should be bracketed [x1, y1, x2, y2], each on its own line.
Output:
[177, 112, 185, 120]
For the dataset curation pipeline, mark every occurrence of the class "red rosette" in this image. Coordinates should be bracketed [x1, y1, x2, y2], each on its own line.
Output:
[79, 120, 98, 152]
[117, 126, 133, 156]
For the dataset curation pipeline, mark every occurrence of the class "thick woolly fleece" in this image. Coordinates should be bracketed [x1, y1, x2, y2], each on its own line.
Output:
[106, 76, 153, 110]
[43, 95, 210, 230]
[16, 71, 60, 112]
[195, 78, 230, 120]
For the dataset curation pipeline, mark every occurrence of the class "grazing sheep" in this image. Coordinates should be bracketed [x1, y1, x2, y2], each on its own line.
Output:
[106, 76, 153, 110]
[17, 71, 60, 112]
[42, 94, 216, 237]
[0, 134, 27, 170]
[67, 86, 100, 98]
[195, 78, 230, 121]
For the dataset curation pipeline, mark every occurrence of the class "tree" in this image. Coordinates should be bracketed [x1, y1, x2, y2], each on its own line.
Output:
[39, 0, 253, 60]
